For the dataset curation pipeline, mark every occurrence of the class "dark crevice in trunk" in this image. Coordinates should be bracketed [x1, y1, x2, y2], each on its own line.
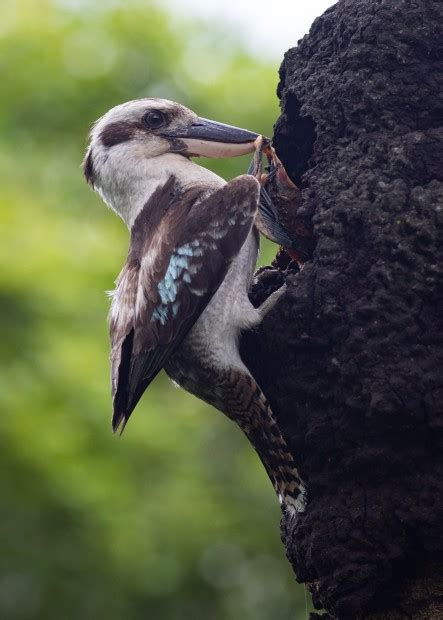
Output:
[273, 92, 317, 188]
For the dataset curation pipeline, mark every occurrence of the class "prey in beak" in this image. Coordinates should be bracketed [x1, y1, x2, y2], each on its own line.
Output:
[249, 137, 315, 265]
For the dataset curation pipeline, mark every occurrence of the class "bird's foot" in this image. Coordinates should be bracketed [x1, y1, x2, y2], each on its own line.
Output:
[257, 282, 287, 320]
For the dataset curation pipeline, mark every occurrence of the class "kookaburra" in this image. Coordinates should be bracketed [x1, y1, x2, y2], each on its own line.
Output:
[83, 98, 304, 515]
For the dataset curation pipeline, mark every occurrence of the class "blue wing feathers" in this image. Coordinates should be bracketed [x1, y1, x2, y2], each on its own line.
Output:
[111, 175, 259, 431]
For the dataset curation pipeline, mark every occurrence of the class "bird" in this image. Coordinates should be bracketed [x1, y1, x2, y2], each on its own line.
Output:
[83, 98, 305, 515]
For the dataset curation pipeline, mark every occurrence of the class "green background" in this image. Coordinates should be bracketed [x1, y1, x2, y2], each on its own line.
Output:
[0, 1, 311, 618]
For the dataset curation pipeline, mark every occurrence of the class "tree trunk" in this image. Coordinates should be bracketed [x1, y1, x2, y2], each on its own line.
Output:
[241, 0, 442, 617]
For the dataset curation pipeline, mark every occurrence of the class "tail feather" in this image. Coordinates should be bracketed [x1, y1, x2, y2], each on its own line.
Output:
[220, 369, 305, 515]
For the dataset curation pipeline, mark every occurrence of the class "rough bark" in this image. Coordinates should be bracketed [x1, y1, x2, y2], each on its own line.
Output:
[241, 0, 443, 617]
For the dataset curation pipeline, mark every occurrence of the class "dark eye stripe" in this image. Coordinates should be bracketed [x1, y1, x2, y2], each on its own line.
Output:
[100, 121, 138, 147]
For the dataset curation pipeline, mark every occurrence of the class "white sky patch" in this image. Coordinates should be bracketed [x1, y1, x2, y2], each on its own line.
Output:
[165, 0, 337, 59]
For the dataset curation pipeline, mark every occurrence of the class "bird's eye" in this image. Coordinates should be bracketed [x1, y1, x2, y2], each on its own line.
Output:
[143, 110, 166, 129]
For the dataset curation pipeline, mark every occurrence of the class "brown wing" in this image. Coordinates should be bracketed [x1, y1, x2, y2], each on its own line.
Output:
[109, 175, 260, 432]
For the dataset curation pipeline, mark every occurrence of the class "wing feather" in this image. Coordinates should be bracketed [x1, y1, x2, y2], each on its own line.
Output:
[110, 175, 259, 431]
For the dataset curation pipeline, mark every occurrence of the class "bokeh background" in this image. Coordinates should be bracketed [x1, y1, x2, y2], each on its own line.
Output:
[0, 1, 333, 618]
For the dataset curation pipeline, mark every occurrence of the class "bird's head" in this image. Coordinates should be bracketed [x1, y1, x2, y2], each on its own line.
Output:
[83, 98, 260, 189]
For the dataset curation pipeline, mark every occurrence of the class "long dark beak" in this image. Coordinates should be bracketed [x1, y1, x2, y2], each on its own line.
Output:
[169, 117, 260, 158]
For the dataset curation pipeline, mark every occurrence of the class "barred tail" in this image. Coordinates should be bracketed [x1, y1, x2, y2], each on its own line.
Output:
[221, 369, 305, 515]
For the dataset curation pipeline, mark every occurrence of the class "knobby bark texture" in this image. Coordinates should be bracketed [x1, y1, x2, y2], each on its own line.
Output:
[241, 0, 442, 618]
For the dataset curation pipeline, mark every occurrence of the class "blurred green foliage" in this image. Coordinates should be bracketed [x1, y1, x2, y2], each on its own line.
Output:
[0, 1, 311, 618]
